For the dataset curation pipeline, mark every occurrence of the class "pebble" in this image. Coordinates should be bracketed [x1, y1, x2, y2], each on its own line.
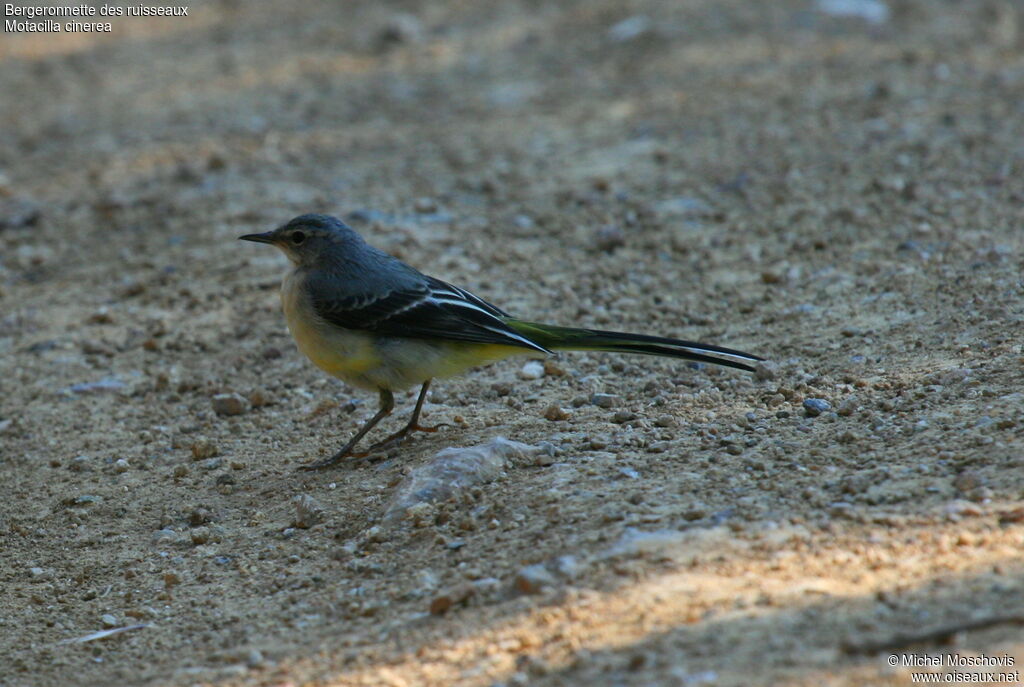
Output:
[654, 414, 677, 428]
[837, 397, 858, 417]
[293, 494, 325, 529]
[100, 614, 118, 629]
[413, 197, 438, 213]
[753, 361, 779, 381]
[607, 15, 652, 42]
[429, 583, 475, 614]
[28, 567, 49, 579]
[66, 377, 125, 395]
[515, 564, 557, 594]
[593, 225, 625, 252]
[364, 525, 386, 543]
[817, 0, 889, 24]
[248, 390, 271, 408]
[654, 196, 715, 218]
[212, 393, 250, 416]
[378, 13, 423, 45]
[190, 527, 211, 545]
[0, 196, 41, 229]
[543, 405, 570, 421]
[151, 528, 178, 544]
[953, 471, 983, 493]
[209, 395, 245, 415]
[383, 438, 538, 525]
[518, 361, 545, 380]
[612, 410, 637, 424]
[590, 393, 619, 409]
[828, 502, 856, 518]
[113, 458, 130, 473]
[554, 555, 583, 579]
[188, 507, 212, 526]
[803, 398, 831, 417]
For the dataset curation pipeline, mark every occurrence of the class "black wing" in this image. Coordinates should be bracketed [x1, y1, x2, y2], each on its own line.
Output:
[310, 276, 550, 354]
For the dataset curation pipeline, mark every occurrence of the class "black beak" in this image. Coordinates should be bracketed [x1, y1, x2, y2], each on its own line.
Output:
[238, 231, 276, 244]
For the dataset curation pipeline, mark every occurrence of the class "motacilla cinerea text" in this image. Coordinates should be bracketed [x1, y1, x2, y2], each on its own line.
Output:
[240, 214, 762, 470]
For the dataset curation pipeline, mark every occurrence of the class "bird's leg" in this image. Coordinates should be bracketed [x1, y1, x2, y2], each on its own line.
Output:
[298, 389, 395, 471]
[364, 379, 449, 454]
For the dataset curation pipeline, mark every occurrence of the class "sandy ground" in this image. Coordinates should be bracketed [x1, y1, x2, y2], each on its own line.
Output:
[2, 1, 1024, 685]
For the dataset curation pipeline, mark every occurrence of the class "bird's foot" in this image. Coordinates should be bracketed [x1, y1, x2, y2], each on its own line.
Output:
[297, 446, 369, 471]
[364, 421, 450, 455]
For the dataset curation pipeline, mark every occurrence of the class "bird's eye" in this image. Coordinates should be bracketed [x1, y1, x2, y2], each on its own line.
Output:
[291, 231, 306, 245]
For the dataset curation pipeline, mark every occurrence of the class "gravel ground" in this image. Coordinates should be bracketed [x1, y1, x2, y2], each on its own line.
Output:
[2, 1, 1024, 685]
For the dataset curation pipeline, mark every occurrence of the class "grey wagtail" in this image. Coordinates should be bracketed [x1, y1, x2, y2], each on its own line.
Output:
[240, 214, 762, 470]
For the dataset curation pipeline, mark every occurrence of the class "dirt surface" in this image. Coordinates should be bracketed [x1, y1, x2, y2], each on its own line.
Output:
[3, 1, 1024, 685]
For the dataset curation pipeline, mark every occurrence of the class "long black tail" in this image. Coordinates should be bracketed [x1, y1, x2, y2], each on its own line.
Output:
[506, 319, 763, 372]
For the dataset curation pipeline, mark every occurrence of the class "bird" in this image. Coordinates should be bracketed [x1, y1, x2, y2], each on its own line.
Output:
[240, 214, 762, 470]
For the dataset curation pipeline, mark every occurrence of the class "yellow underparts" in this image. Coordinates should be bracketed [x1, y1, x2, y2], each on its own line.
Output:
[280, 270, 536, 391]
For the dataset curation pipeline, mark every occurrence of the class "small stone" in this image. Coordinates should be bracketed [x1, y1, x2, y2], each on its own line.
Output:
[543, 405, 570, 422]
[803, 398, 831, 417]
[543, 360, 566, 377]
[113, 458, 130, 473]
[190, 527, 211, 545]
[754, 361, 779, 381]
[188, 507, 212, 526]
[682, 504, 707, 521]
[413, 197, 437, 213]
[828, 502, 856, 518]
[607, 14, 651, 42]
[593, 225, 625, 252]
[429, 583, 475, 614]
[101, 614, 118, 629]
[293, 494, 325, 529]
[534, 444, 557, 466]
[554, 555, 583, 579]
[172, 465, 189, 478]
[248, 390, 271, 408]
[200, 457, 224, 471]
[612, 410, 637, 424]
[837, 397, 858, 417]
[515, 564, 557, 594]
[151, 528, 178, 544]
[953, 471, 982, 493]
[261, 346, 282, 360]
[590, 393, 619, 409]
[0, 196, 41, 229]
[163, 572, 181, 589]
[212, 393, 249, 416]
[654, 414, 677, 428]
[28, 567, 49, 579]
[518, 361, 545, 380]
[378, 13, 423, 45]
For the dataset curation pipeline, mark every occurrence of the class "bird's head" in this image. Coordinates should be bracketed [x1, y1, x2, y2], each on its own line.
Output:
[239, 214, 359, 266]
